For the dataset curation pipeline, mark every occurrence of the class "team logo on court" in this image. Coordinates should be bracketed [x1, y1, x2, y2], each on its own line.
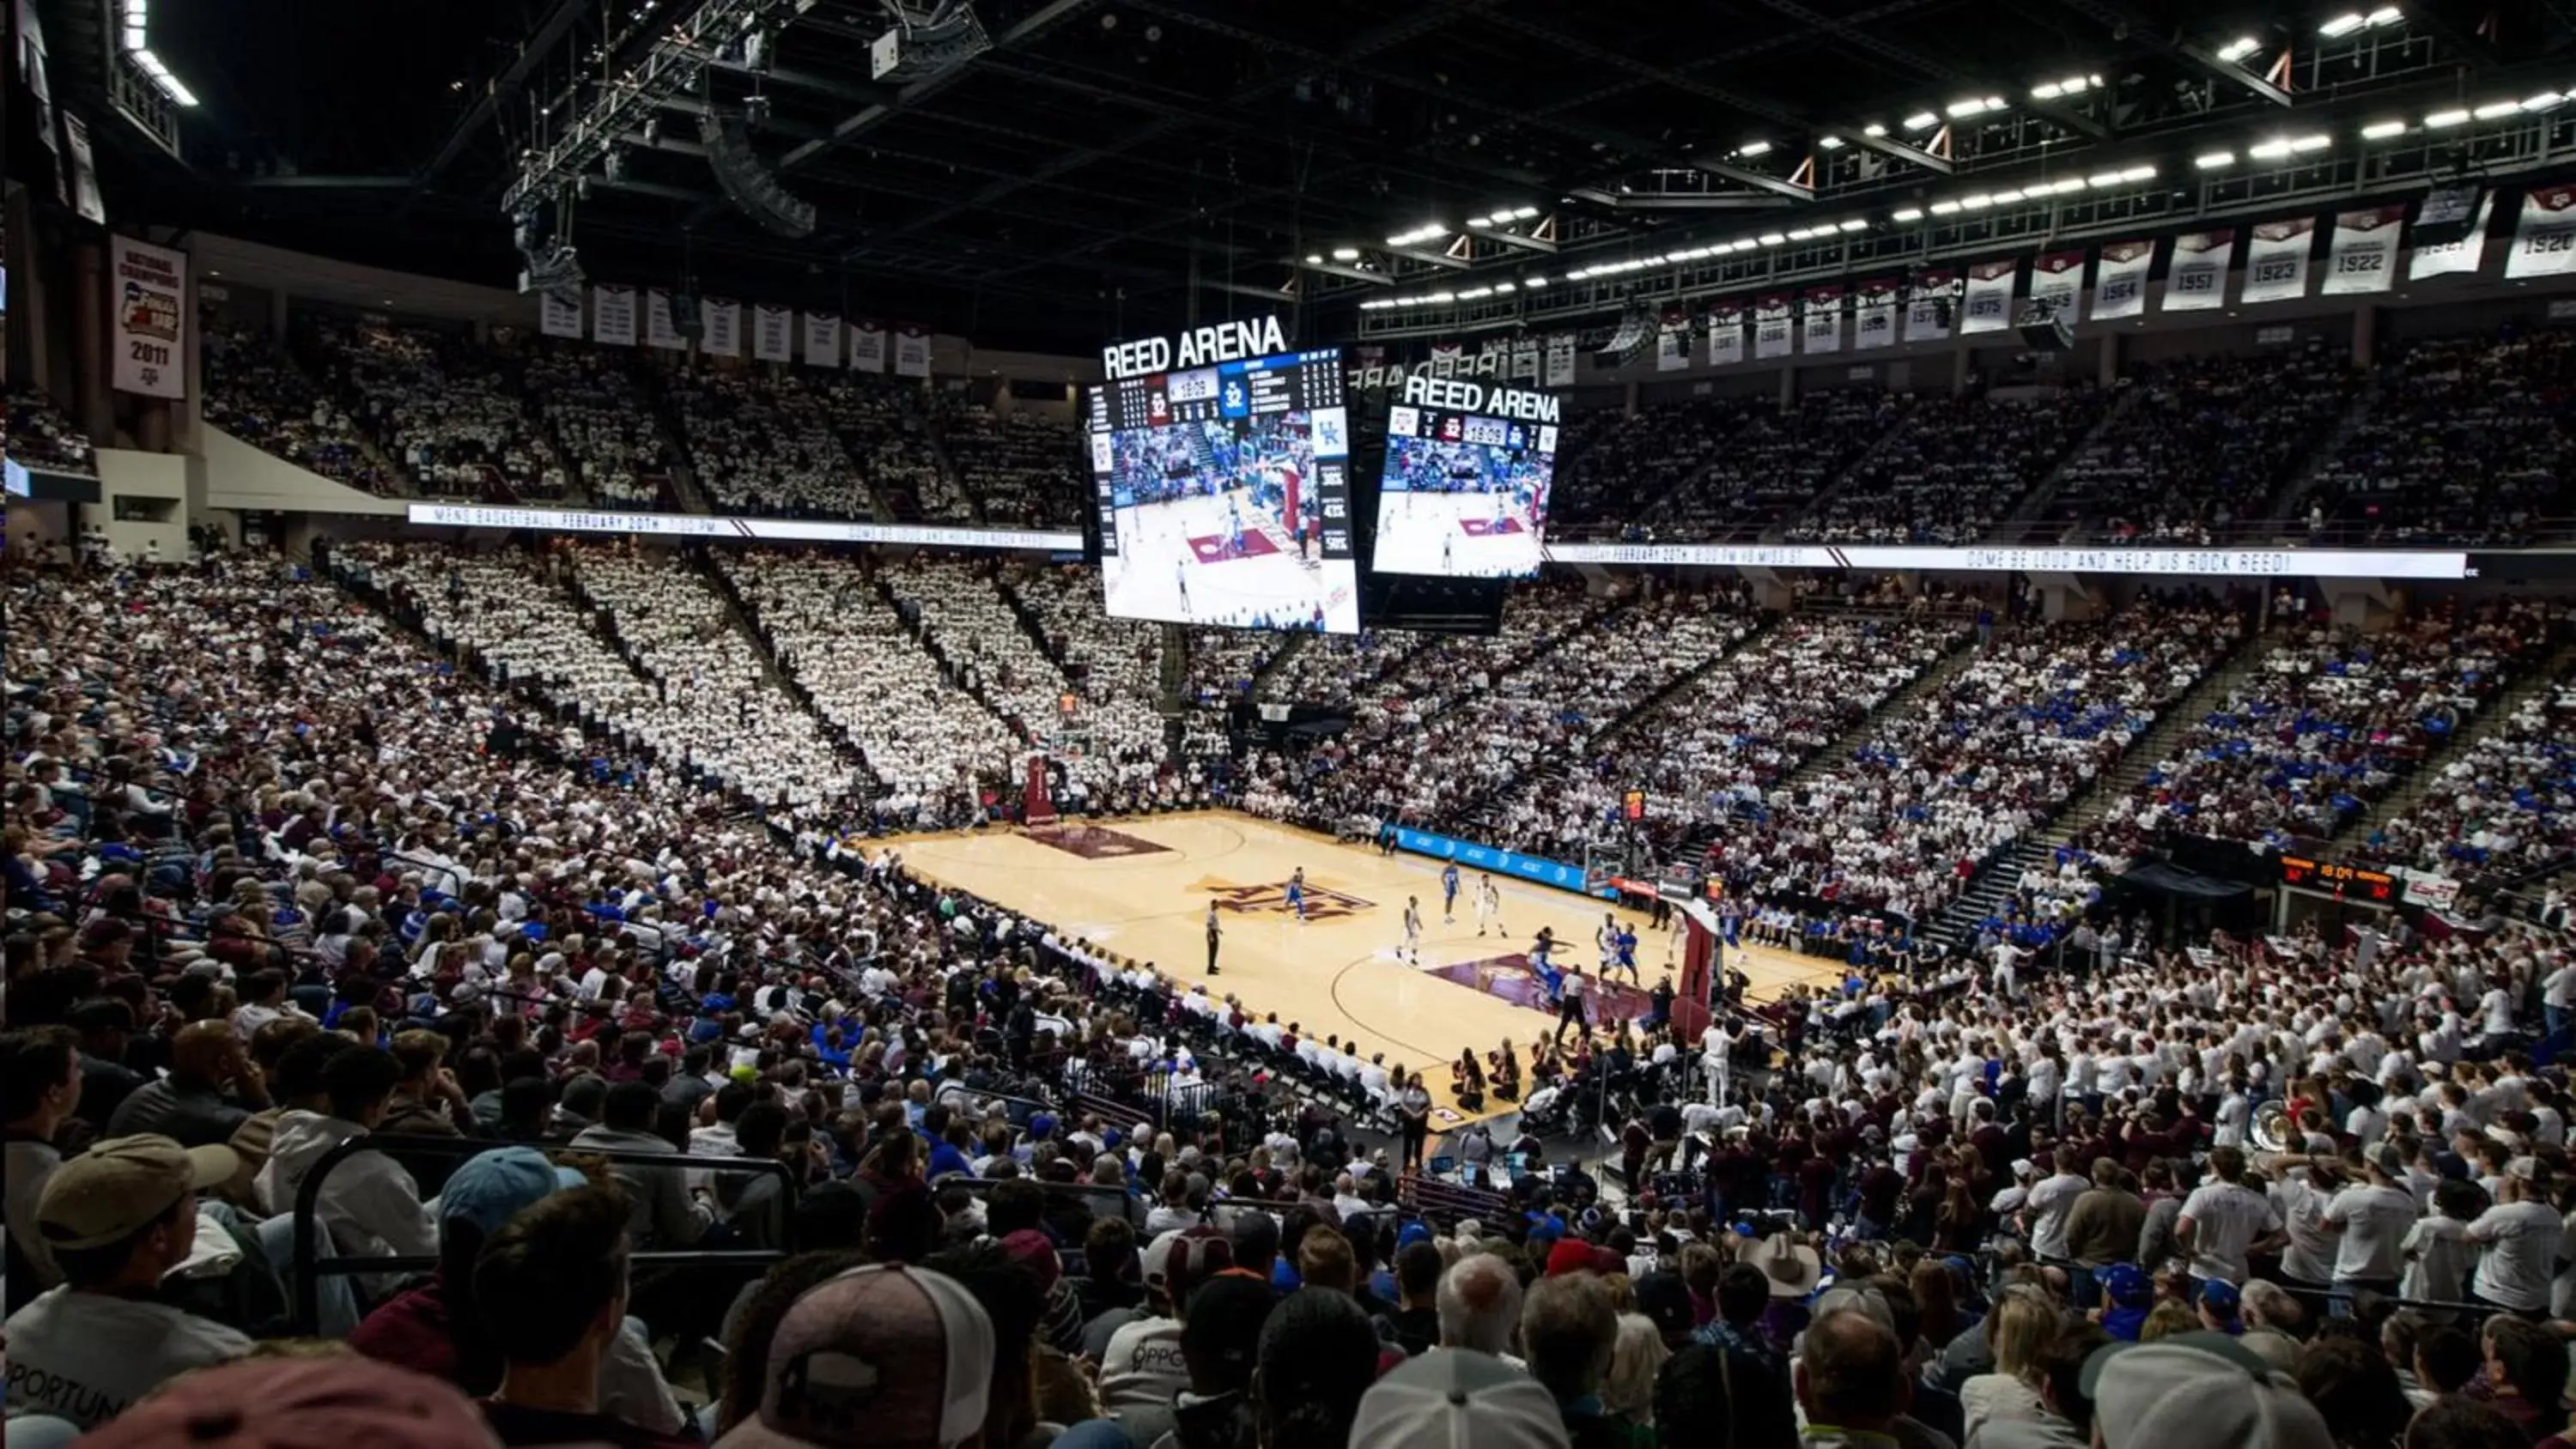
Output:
[1197, 876, 1375, 920]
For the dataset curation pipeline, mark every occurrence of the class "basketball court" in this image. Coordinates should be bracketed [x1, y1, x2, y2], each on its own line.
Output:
[891, 810, 1844, 1129]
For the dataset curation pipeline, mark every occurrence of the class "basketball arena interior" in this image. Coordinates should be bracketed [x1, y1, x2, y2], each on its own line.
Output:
[9, 2, 2576, 1445]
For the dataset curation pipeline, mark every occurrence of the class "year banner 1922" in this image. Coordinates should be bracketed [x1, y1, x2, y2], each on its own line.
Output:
[110, 236, 187, 399]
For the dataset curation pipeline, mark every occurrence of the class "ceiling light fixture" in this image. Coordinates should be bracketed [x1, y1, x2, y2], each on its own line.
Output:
[2360, 119, 2406, 138]
[2424, 107, 2470, 127]
[1892, 206, 1925, 221]
[2215, 36, 2262, 62]
[1737, 140, 1773, 157]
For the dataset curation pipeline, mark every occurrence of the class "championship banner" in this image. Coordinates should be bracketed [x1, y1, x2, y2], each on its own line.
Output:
[539, 289, 584, 338]
[2092, 239, 2154, 320]
[62, 111, 102, 224]
[1958, 258, 2019, 335]
[1510, 336, 1540, 383]
[1708, 303, 1746, 367]
[108, 235, 185, 399]
[2321, 206, 2405, 295]
[1801, 285, 1844, 355]
[702, 299, 741, 358]
[645, 289, 686, 350]
[1656, 309, 1687, 371]
[752, 304, 793, 362]
[594, 285, 637, 346]
[850, 319, 887, 373]
[1542, 333, 1576, 387]
[1753, 294, 1794, 360]
[2162, 229, 2233, 312]
[1853, 279, 1899, 350]
[803, 311, 842, 368]
[2410, 195, 2493, 279]
[2240, 217, 2317, 304]
[1904, 270, 1955, 343]
[2505, 184, 2576, 278]
[893, 324, 932, 378]
[2030, 250, 2085, 325]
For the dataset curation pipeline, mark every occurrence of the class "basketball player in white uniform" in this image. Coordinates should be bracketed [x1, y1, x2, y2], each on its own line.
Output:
[1595, 912, 1619, 973]
[1401, 896, 1422, 964]
[1474, 874, 1504, 937]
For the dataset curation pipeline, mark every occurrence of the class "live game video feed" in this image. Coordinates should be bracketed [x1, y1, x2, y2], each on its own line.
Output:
[1370, 373, 1561, 579]
[1091, 318, 1358, 634]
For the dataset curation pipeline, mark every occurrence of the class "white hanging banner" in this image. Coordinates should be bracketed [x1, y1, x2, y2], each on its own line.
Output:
[2409, 195, 2493, 280]
[702, 299, 741, 357]
[1801, 285, 1844, 355]
[2029, 250, 2085, 325]
[1543, 333, 1577, 387]
[2162, 229, 2233, 312]
[851, 319, 888, 373]
[2239, 216, 2316, 304]
[108, 235, 186, 399]
[1510, 336, 1540, 383]
[893, 324, 932, 378]
[1705, 303, 1744, 367]
[62, 111, 103, 224]
[1753, 294, 1794, 360]
[539, 289, 584, 338]
[752, 304, 794, 362]
[1958, 258, 2018, 334]
[2506, 183, 2576, 278]
[593, 285, 637, 345]
[2091, 239, 2154, 320]
[1852, 279, 1899, 351]
[1904, 270, 1955, 343]
[2321, 206, 2405, 294]
[803, 311, 842, 367]
[1656, 310, 1688, 371]
[646, 289, 686, 349]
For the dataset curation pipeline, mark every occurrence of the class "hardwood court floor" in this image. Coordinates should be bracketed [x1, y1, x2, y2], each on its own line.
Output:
[892, 810, 1844, 1128]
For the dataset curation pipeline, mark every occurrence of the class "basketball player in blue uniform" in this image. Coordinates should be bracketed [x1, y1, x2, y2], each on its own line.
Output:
[1530, 925, 1562, 1003]
[1613, 924, 1640, 984]
[1285, 867, 1307, 923]
[1441, 862, 1461, 924]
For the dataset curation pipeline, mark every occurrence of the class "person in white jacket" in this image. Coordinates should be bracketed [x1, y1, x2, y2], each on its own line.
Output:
[255, 1044, 437, 1291]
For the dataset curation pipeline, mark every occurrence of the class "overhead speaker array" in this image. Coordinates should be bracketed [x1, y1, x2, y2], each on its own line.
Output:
[699, 110, 817, 239]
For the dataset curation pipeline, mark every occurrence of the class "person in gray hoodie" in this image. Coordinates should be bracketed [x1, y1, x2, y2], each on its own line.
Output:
[1963, 1320, 2105, 1449]
[253, 1045, 439, 1295]
[570, 1080, 711, 1250]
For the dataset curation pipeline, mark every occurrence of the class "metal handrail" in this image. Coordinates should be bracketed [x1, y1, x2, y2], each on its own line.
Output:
[287, 1131, 798, 1334]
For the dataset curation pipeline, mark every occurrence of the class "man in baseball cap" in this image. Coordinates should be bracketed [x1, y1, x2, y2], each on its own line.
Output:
[75, 1355, 499, 1449]
[2079, 1331, 2332, 1449]
[1352, 1347, 1572, 1449]
[717, 1262, 995, 1449]
[3, 1134, 253, 1429]
[1099, 1225, 1234, 1410]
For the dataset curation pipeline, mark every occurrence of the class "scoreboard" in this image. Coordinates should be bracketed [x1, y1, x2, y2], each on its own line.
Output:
[2278, 856, 2397, 902]
[1087, 349, 1353, 567]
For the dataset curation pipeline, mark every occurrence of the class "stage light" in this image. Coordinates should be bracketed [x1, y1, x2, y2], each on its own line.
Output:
[1304, 253, 1322, 264]
[2465, 100, 2512, 119]
[1757, 232, 1786, 246]
[2288, 134, 2330, 152]
[2522, 92, 2564, 111]
[2425, 108, 2469, 127]
[1512, 205, 1540, 219]
[1817, 136, 1844, 149]
[1990, 188, 2024, 203]
[1737, 140, 1773, 157]
[2085, 169, 2127, 185]
[2122, 164, 2157, 179]
[1493, 281, 1516, 292]
[1523, 276, 1547, 288]
[1862, 122, 1887, 136]
[2196, 150, 2238, 167]
[1944, 94, 2005, 119]
[2361, 119, 2406, 138]
[1903, 111, 1939, 131]
[2215, 36, 2261, 61]
[2248, 139, 2291, 158]
[1332, 246, 1360, 261]
[1892, 206, 1924, 221]
[1960, 192, 1994, 209]
[2319, 12, 2366, 36]
[1929, 199, 1961, 215]
[2031, 73, 2100, 100]
[1837, 218, 1867, 232]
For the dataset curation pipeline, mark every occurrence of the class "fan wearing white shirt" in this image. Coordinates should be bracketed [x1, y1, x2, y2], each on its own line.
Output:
[2465, 1171, 2566, 1314]
[2323, 1144, 2422, 1300]
[2175, 1146, 2286, 1286]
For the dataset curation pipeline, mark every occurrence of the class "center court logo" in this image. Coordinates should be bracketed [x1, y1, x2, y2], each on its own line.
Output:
[1193, 875, 1376, 921]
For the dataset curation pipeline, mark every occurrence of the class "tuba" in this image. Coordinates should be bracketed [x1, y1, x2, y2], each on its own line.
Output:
[2250, 1098, 2292, 1152]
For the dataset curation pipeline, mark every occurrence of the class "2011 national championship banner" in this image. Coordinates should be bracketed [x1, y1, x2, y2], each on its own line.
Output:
[109, 236, 187, 399]
[407, 501, 1081, 552]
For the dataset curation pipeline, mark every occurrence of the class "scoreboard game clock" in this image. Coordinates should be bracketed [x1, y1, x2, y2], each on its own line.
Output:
[2278, 856, 2397, 902]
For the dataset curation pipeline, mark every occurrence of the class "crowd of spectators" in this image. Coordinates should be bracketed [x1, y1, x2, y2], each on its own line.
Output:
[720, 549, 1025, 826]
[2086, 600, 2568, 858]
[1719, 597, 2244, 936]
[818, 376, 968, 524]
[664, 367, 873, 520]
[1498, 610, 1969, 869]
[937, 401, 1086, 529]
[1262, 629, 1436, 708]
[2355, 664, 2576, 884]
[1643, 390, 1905, 542]
[305, 322, 556, 500]
[2311, 326, 2576, 547]
[15, 540, 2576, 1449]
[2038, 347, 2360, 547]
[1547, 394, 1770, 537]
[523, 345, 671, 507]
[199, 324, 391, 494]
[6, 385, 96, 476]
[1786, 389, 2109, 547]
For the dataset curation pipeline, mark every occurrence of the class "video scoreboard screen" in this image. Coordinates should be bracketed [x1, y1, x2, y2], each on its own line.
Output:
[1371, 373, 1558, 579]
[1089, 317, 1357, 634]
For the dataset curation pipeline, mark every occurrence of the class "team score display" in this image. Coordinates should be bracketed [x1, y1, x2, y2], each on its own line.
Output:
[129, 341, 172, 368]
